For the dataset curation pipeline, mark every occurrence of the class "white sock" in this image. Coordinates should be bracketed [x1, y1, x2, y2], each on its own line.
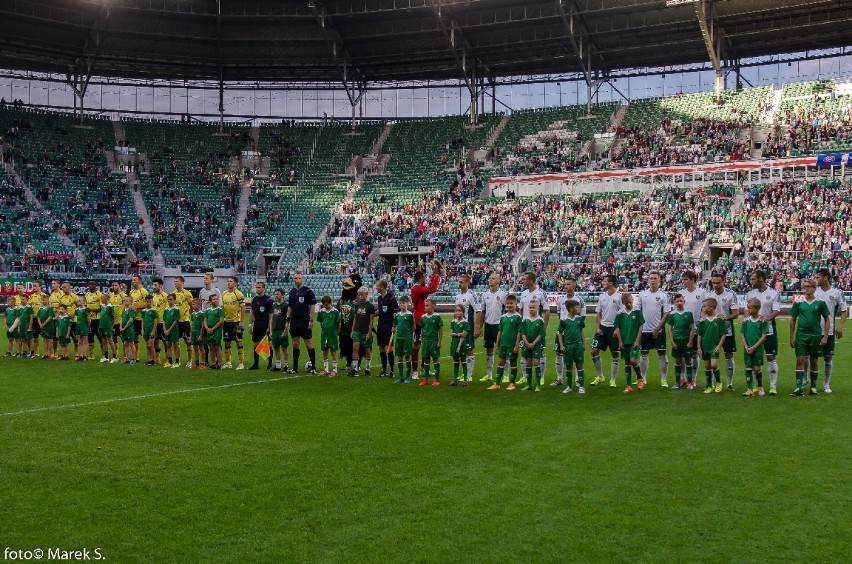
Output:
[555, 354, 564, 382]
[276, 360, 281, 368]
[332, 361, 338, 372]
[539, 355, 547, 384]
[353, 359, 360, 370]
[593, 354, 603, 377]
[466, 355, 475, 377]
[610, 357, 620, 381]
[692, 355, 699, 375]
[824, 357, 833, 387]
[323, 360, 329, 371]
[486, 352, 494, 377]
[365, 358, 372, 371]
[768, 359, 778, 388]
[659, 354, 668, 382]
[639, 354, 649, 379]
[726, 358, 735, 386]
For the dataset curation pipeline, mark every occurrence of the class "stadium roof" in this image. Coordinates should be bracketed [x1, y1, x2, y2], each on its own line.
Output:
[0, 0, 850, 85]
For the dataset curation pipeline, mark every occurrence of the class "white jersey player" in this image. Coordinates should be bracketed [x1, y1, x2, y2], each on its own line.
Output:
[479, 272, 507, 381]
[636, 271, 671, 386]
[552, 276, 587, 387]
[709, 272, 740, 389]
[590, 274, 623, 386]
[745, 270, 782, 394]
[454, 274, 482, 380]
[814, 268, 848, 393]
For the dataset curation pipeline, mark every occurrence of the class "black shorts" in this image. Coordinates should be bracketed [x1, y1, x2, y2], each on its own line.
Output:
[252, 320, 269, 343]
[179, 321, 191, 340]
[376, 322, 393, 348]
[223, 321, 239, 343]
[640, 331, 666, 352]
[156, 324, 166, 342]
[722, 324, 737, 354]
[89, 319, 100, 338]
[113, 324, 121, 340]
[413, 323, 422, 345]
[134, 319, 142, 338]
[289, 319, 312, 339]
[33, 323, 41, 339]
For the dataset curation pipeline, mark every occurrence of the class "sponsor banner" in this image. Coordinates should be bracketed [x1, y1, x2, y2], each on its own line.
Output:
[816, 153, 846, 166]
[0, 277, 39, 296]
[63, 278, 132, 296]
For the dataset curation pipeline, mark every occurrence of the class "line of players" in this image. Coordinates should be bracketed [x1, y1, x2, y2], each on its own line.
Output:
[2, 272, 324, 374]
[410, 267, 846, 396]
[4, 267, 846, 396]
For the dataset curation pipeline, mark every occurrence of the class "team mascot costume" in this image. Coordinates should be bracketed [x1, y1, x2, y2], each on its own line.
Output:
[337, 273, 363, 369]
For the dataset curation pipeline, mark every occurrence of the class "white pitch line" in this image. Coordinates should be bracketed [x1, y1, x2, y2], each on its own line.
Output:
[0, 374, 307, 417]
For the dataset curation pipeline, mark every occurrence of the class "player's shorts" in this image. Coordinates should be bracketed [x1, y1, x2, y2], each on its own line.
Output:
[21, 329, 33, 340]
[99, 324, 114, 339]
[795, 335, 822, 358]
[121, 328, 136, 343]
[620, 345, 639, 361]
[179, 321, 191, 340]
[166, 326, 181, 343]
[701, 350, 719, 361]
[352, 330, 373, 348]
[522, 343, 543, 359]
[722, 325, 737, 354]
[821, 335, 836, 358]
[591, 326, 618, 353]
[376, 323, 393, 348]
[498, 344, 518, 361]
[321, 333, 340, 352]
[143, 325, 156, 342]
[463, 330, 475, 351]
[133, 320, 143, 339]
[191, 330, 202, 346]
[394, 338, 413, 357]
[76, 324, 89, 338]
[764, 333, 778, 356]
[32, 323, 40, 339]
[483, 323, 499, 349]
[41, 324, 54, 339]
[289, 319, 312, 339]
[412, 323, 422, 344]
[113, 324, 121, 341]
[671, 338, 693, 360]
[89, 319, 100, 338]
[155, 323, 164, 341]
[744, 349, 765, 368]
[562, 343, 584, 366]
[6, 330, 12, 340]
[223, 321, 240, 343]
[450, 338, 464, 357]
[271, 329, 289, 349]
[207, 329, 223, 347]
[251, 322, 268, 343]
[641, 331, 666, 352]
[69, 323, 77, 338]
[58, 336, 71, 346]
[420, 339, 440, 359]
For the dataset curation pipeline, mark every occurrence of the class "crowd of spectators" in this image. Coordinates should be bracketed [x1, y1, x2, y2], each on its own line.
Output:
[763, 101, 852, 158]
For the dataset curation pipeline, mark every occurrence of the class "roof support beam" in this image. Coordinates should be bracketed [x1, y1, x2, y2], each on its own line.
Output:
[65, 3, 111, 125]
[555, 0, 602, 112]
[428, 1, 491, 124]
[693, 0, 725, 97]
[311, 2, 368, 116]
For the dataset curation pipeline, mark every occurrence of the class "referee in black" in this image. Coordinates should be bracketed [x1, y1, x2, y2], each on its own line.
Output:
[375, 279, 399, 377]
[249, 281, 273, 370]
[287, 271, 317, 374]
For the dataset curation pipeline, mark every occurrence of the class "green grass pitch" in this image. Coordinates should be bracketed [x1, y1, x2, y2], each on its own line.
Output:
[1, 315, 849, 562]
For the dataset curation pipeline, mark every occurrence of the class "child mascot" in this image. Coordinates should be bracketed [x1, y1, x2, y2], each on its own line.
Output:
[337, 273, 363, 370]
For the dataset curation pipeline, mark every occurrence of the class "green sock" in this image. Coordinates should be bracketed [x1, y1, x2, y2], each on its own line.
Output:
[453, 362, 459, 381]
[713, 369, 721, 383]
[535, 367, 541, 387]
[434, 364, 440, 381]
[705, 370, 713, 388]
[626, 367, 633, 386]
[406, 361, 411, 378]
[745, 369, 753, 390]
[577, 369, 584, 387]
[795, 370, 805, 390]
[461, 362, 467, 381]
[496, 364, 504, 384]
[809, 372, 818, 388]
[511, 364, 518, 383]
